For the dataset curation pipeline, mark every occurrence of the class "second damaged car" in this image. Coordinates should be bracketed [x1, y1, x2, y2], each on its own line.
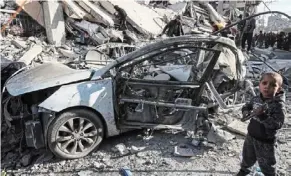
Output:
[2, 34, 252, 159]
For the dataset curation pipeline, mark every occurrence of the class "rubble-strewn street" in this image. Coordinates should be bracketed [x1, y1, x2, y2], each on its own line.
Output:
[2, 102, 291, 176]
[1, 0, 291, 176]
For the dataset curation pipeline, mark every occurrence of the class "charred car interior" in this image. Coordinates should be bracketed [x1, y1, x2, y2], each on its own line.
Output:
[2, 35, 254, 159]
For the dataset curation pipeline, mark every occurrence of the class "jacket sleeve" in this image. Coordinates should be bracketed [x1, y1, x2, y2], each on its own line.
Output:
[251, 19, 256, 31]
[242, 97, 254, 113]
[162, 22, 170, 34]
[262, 101, 286, 130]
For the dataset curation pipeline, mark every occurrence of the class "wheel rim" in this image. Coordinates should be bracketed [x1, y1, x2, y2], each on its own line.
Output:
[56, 117, 98, 155]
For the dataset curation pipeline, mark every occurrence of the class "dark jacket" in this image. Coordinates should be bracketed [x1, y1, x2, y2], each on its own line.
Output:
[115, 7, 127, 19]
[243, 18, 256, 33]
[242, 91, 286, 143]
[162, 20, 184, 37]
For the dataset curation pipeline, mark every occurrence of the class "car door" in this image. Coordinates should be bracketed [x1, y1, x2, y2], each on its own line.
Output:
[113, 44, 221, 130]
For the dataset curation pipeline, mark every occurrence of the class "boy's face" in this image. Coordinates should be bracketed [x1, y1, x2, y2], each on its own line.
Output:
[259, 75, 281, 98]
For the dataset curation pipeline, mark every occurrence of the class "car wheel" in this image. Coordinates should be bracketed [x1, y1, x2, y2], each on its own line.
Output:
[47, 109, 104, 159]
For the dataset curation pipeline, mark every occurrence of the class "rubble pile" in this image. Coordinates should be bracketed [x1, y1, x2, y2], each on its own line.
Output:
[1, 1, 291, 176]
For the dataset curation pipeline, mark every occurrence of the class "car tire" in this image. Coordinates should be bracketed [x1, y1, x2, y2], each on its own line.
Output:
[47, 109, 104, 159]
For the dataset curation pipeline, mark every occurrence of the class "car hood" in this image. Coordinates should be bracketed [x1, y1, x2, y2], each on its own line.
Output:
[6, 63, 93, 96]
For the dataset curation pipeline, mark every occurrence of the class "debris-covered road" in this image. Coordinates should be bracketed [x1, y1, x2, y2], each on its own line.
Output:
[2, 97, 291, 176]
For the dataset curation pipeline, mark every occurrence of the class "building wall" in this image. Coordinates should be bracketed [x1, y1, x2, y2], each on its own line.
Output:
[266, 15, 291, 32]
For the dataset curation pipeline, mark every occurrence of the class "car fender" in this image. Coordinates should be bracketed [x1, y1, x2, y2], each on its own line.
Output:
[39, 78, 120, 137]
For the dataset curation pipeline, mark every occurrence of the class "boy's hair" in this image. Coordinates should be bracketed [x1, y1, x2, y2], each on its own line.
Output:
[260, 72, 283, 87]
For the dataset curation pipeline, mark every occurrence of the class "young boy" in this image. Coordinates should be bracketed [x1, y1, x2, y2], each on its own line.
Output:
[237, 72, 286, 176]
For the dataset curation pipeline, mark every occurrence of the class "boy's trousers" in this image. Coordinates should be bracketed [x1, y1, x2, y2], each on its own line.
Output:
[240, 134, 277, 176]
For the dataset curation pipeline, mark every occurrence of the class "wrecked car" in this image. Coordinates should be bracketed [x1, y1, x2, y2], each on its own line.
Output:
[2, 34, 252, 159]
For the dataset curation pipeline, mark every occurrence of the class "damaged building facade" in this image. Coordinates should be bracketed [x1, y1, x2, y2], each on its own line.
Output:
[1, 0, 290, 164]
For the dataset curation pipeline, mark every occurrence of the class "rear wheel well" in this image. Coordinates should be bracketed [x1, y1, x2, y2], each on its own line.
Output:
[56, 106, 108, 138]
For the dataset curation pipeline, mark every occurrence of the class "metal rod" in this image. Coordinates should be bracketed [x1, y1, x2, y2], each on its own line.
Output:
[126, 81, 200, 88]
[120, 98, 207, 111]
[213, 11, 291, 35]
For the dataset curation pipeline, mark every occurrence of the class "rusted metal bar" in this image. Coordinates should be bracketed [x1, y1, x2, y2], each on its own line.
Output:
[120, 98, 207, 111]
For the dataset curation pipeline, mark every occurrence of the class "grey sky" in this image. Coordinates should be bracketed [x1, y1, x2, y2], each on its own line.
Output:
[257, 0, 291, 15]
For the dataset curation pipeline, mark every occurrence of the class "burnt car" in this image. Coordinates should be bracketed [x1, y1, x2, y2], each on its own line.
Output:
[2, 35, 250, 159]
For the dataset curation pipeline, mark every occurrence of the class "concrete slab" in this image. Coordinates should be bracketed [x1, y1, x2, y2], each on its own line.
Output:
[15, 0, 44, 27]
[43, 1, 66, 46]
[207, 124, 235, 143]
[58, 48, 79, 59]
[11, 39, 27, 49]
[104, 0, 165, 36]
[76, 0, 114, 27]
[226, 120, 248, 136]
[62, 0, 90, 19]
[168, 2, 187, 15]
[18, 45, 42, 65]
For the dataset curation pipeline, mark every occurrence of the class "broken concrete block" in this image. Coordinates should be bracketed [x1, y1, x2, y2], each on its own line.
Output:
[94, 33, 109, 45]
[104, 0, 166, 36]
[226, 120, 248, 136]
[62, 0, 89, 19]
[168, 2, 187, 15]
[18, 45, 43, 65]
[85, 50, 107, 61]
[43, 1, 66, 46]
[207, 124, 235, 143]
[112, 143, 129, 155]
[11, 39, 27, 49]
[174, 144, 195, 157]
[15, 0, 44, 27]
[76, 0, 114, 27]
[58, 48, 79, 59]
[130, 146, 146, 153]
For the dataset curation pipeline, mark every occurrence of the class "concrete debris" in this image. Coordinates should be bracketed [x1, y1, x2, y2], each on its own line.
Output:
[18, 45, 43, 65]
[93, 161, 105, 169]
[174, 144, 195, 157]
[58, 48, 79, 59]
[11, 39, 27, 49]
[226, 120, 248, 136]
[206, 124, 235, 144]
[15, 0, 45, 27]
[105, 0, 165, 36]
[168, 2, 187, 15]
[43, 1, 66, 46]
[85, 50, 108, 63]
[77, 170, 94, 176]
[158, 65, 192, 82]
[130, 146, 146, 153]
[62, 0, 89, 19]
[112, 143, 130, 155]
[76, 0, 114, 27]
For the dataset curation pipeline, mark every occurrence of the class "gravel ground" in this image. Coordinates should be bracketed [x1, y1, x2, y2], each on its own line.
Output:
[2, 95, 291, 176]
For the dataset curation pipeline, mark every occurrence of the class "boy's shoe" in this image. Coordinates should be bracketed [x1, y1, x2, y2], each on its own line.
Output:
[236, 170, 249, 176]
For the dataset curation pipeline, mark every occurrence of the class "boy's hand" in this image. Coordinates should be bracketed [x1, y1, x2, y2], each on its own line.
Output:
[242, 110, 250, 118]
[253, 107, 264, 116]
